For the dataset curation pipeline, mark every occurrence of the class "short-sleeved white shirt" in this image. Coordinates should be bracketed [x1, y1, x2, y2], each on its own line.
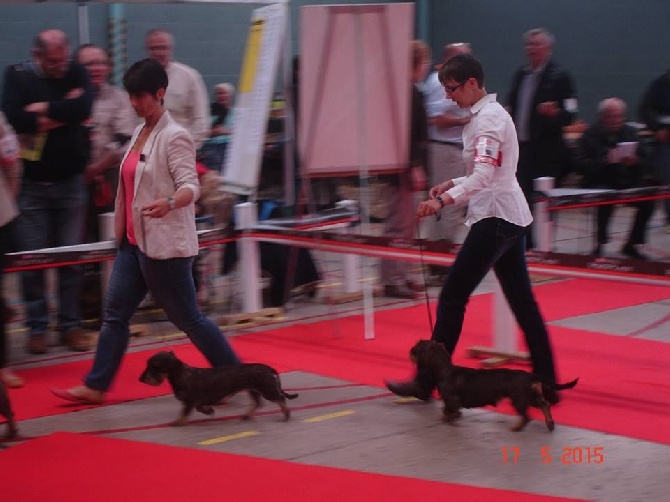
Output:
[446, 93, 532, 228]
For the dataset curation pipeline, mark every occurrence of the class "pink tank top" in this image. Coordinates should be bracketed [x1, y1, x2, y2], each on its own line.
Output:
[121, 151, 141, 245]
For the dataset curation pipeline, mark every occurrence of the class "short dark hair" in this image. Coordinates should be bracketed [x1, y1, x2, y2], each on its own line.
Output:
[438, 53, 485, 88]
[75, 43, 111, 63]
[123, 58, 168, 96]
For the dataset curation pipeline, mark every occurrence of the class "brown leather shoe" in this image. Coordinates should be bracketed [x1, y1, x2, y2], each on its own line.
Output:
[62, 328, 94, 352]
[384, 380, 432, 401]
[383, 284, 416, 299]
[27, 334, 48, 354]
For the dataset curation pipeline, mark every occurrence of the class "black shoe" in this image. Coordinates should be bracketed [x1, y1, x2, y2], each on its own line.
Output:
[591, 244, 602, 257]
[621, 243, 648, 261]
[384, 380, 432, 401]
[383, 284, 416, 299]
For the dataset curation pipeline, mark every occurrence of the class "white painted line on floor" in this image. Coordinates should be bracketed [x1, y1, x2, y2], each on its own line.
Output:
[302, 410, 355, 423]
[198, 430, 259, 445]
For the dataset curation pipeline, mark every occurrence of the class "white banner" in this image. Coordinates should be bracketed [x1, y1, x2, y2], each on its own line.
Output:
[221, 2, 286, 195]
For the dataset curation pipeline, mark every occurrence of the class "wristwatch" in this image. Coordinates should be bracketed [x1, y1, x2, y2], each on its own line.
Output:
[167, 197, 176, 211]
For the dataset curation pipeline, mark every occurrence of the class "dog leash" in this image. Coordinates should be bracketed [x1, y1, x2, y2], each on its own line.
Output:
[414, 217, 435, 334]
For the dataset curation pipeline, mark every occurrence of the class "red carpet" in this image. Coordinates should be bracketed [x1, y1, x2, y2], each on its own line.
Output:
[5, 278, 670, 444]
[0, 432, 585, 501]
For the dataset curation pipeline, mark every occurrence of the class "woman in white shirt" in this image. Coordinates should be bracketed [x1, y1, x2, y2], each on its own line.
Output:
[386, 54, 561, 404]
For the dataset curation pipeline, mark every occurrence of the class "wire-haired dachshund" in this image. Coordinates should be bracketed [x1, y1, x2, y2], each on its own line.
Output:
[410, 340, 578, 431]
[139, 351, 298, 426]
[0, 380, 17, 440]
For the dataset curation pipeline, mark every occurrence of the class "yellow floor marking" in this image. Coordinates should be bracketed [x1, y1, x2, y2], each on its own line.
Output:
[198, 430, 259, 445]
[302, 410, 355, 423]
[394, 397, 421, 404]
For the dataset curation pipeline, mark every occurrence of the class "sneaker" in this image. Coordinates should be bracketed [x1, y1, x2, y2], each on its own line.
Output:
[26, 334, 48, 354]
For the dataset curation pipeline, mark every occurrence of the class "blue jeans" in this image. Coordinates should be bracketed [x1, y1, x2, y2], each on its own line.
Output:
[16, 175, 87, 336]
[85, 239, 240, 391]
[427, 217, 557, 385]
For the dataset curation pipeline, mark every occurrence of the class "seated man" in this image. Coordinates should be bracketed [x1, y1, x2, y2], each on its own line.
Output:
[577, 98, 656, 260]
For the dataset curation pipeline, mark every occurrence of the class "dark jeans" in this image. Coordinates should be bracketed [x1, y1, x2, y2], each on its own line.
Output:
[418, 217, 557, 389]
[16, 175, 87, 336]
[0, 220, 13, 368]
[596, 201, 655, 245]
[84, 239, 240, 391]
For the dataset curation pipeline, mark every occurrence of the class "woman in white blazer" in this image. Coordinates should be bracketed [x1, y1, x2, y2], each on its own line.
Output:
[53, 59, 240, 404]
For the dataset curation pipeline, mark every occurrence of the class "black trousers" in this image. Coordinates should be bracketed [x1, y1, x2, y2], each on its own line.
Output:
[596, 201, 655, 245]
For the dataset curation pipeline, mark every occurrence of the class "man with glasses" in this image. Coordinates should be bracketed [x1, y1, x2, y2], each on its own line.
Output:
[506, 28, 577, 249]
[75, 44, 136, 329]
[1, 29, 94, 354]
[423, 42, 472, 281]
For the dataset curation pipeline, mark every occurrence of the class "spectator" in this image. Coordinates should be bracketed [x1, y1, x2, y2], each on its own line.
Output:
[577, 98, 655, 260]
[76, 44, 136, 238]
[423, 42, 472, 280]
[75, 43, 137, 327]
[0, 112, 24, 387]
[1, 29, 94, 354]
[52, 59, 240, 405]
[145, 29, 210, 150]
[506, 28, 577, 248]
[199, 83, 235, 172]
[639, 68, 670, 233]
[380, 40, 429, 299]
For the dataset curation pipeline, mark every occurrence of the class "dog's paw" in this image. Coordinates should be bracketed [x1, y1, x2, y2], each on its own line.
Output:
[169, 417, 188, 427]
[196, 405, 215, 415]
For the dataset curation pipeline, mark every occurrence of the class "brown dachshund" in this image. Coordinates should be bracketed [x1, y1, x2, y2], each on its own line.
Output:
[139, 351, 298, 426]
[410, 340, 578, 431]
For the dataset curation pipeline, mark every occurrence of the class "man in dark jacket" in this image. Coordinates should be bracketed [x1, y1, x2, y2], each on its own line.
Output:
[1, 29, 93, 354]
[507, 28, 577, 248]
[639, 69, 670, 232]
[577, 98, 654, 260]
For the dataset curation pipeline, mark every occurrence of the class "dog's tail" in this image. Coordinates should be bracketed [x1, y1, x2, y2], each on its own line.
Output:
[550, 378, 579, 391]
[273, 373, 299, 400]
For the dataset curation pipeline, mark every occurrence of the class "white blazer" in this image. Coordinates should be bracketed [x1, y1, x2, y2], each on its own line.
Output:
[115, 111, 201, 259]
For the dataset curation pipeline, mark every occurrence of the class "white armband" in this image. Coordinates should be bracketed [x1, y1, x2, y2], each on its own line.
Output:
[473, 136, 502, 167]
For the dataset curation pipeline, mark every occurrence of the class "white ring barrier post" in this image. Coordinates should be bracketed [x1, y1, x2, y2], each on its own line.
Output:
[533, 176, 555, 253]
[235, 202, 262, 314]
[336, 200, 362, 295]
[99, 212, 115, 299]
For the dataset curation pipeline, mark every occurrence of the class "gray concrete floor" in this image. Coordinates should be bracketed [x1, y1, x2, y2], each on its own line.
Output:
[2, 205, 669, 501]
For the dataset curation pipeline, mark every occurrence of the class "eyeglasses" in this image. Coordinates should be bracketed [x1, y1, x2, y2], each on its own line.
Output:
[444, 82, 465, 95]
[82, 61, 109, 68]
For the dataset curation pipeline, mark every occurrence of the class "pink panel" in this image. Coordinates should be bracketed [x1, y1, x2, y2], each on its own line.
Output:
[299, 3, 414, 177]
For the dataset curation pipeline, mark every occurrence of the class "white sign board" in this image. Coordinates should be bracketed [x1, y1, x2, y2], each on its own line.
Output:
[299, 3, 413, 177]
[222, 2, 286, 195]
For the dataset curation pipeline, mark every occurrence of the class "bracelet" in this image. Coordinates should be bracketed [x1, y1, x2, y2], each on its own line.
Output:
[435, 195, 445, 208]
[167, 197, 176, 211]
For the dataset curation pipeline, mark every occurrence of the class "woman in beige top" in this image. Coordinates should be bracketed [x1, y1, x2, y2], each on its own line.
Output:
[53, 59, 240, 404]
